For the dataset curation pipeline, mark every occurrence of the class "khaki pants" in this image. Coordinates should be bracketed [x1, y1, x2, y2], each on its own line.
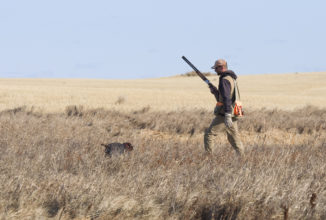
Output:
[204, 114, 244, 155]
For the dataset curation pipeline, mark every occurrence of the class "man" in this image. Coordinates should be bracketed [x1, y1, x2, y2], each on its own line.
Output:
[204, 59, 244, 156]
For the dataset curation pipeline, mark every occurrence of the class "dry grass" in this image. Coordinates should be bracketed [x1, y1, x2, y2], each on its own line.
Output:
[1, 72, 326, 113]
[1, 73, 326, 219]
[0, 105, 325, 219]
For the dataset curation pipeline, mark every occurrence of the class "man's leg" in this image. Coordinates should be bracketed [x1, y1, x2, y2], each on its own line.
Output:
[226, 119, 244, 156]
[204, 115, 225, 153]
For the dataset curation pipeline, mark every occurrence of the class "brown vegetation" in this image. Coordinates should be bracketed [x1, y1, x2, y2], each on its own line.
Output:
[0, 106, 325, 219]
[178, 71, 215, 77]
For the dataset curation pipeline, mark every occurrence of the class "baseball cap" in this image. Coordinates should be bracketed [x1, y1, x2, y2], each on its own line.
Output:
[211, 59, 227, 69]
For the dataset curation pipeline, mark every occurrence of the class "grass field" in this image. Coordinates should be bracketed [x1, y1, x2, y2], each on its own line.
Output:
[1, 72, 326, 113]
[0, 72, 326, 219]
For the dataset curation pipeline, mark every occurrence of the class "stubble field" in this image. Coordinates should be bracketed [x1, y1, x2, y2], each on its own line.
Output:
[1, 72, 326, 219]
[1, 72, 326, 113]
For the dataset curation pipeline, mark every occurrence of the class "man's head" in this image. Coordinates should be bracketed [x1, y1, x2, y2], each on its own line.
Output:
[211, 59, 228, 75]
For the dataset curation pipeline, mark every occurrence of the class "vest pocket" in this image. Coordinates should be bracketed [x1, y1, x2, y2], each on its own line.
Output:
[214, 102, 224, 115]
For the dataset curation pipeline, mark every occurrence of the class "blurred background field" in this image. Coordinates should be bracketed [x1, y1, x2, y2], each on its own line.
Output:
[1, 72, 326, 113]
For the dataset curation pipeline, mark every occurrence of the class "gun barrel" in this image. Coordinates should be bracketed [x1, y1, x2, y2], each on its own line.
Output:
[182, 56, 201, 73]
[182, 56, 210, 85]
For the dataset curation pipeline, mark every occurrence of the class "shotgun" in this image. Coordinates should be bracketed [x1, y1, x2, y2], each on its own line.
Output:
[181, 56, 219, 100]
[181, 56, 212, 85]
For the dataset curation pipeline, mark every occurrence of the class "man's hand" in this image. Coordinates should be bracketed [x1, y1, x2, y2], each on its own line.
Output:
[224, 113, 233, 128]
[209, 83, 219, 96]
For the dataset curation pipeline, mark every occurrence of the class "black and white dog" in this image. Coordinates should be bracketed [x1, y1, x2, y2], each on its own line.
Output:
[101, 142, 133, 157]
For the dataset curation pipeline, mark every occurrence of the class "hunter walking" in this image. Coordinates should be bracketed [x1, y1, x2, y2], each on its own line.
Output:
[204, 59, 244, 155]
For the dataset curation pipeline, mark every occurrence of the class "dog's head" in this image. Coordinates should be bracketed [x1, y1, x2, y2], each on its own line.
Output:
[123, 142, 134, 151]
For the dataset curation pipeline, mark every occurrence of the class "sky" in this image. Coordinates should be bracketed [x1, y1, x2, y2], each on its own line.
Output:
[1, 0, 326, 79]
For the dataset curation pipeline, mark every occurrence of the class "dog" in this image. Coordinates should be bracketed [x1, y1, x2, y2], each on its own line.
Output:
[101, 142, 134, 157]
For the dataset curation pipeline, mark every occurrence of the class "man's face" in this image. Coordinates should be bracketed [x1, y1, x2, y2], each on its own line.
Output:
[214, 64, 226, 75]
[213, 59, 227, 75]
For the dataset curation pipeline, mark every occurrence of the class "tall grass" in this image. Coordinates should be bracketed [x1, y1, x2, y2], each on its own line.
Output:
[0, 106, 325, 219]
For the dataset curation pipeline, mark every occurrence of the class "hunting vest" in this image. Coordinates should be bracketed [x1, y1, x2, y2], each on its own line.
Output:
[214, 75, 243, 117]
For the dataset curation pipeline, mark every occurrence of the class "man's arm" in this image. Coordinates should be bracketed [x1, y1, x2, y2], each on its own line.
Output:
[219, 78, 233, 128]
[219, 78, 232, 113]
